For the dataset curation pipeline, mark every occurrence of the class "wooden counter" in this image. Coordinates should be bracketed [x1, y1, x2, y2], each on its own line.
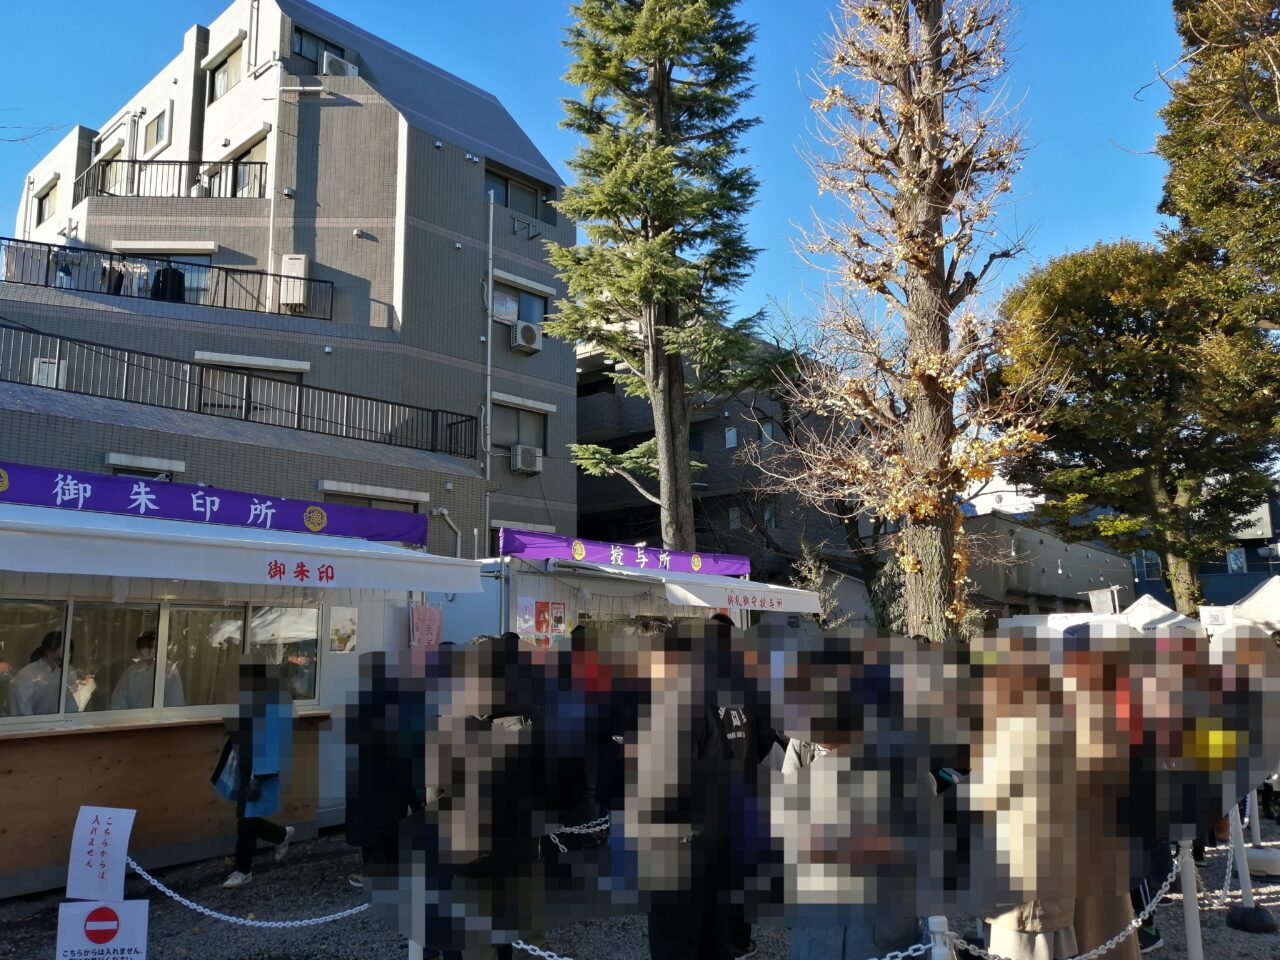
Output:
[0, 712, 330, 897]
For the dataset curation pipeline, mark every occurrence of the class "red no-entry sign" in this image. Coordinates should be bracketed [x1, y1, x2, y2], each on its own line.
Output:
[84, 905, 119, 944]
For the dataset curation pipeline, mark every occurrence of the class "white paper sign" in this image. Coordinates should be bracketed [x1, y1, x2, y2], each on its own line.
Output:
[67, 806, 137, 903]
[56, 899, 148, 959]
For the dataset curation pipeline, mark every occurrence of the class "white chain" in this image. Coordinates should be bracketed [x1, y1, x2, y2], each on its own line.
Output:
[126, 856, 371, 928]
[547, 815, 612, 854]
[952, 857, 1181, 960]
[1204, 834, 1235, 910]
[873, 942, 931, 960]
[514, 941, 576, 959]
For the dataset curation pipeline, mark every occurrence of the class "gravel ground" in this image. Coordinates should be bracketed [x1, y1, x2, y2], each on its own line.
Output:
[4, 824, 1280, 959]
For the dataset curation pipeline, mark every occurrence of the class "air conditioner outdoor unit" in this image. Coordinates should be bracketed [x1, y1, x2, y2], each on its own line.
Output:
[510, 444, 543, 475]
[278, 253, 310, 309]
[190, 183, 209, 198]
[510, 320, 543, 354]
[322, 51, 359, 77]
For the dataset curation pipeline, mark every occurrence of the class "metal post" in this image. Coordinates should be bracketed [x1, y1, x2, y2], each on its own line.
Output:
[1230, 804, 1257, 908]
[927, 915, 954, 960]
[1249, 790, 1263, 847]
[1180, 842, 1205, 960]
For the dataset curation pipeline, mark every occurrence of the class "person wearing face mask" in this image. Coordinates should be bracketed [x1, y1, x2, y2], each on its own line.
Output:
[6, 630, 78, 716]
[110, 631, 185, 709]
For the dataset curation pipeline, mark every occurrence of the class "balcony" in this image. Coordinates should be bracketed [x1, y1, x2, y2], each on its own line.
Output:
[73, 158, 268, 204]
[0, 236, 333, 321]
[0, 319, 479, 459]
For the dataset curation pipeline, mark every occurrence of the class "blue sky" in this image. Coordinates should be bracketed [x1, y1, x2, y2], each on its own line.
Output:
[0, 1, 1181, 319]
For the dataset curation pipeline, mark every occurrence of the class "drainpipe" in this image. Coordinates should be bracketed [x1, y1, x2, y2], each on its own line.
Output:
[21, 177, 33, 240]
[262, 58, 323, 310]
[483, 189, 495, 552]
[431, 508, 463, 559]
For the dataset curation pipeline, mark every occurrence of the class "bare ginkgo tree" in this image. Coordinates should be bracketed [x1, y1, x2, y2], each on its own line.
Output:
[757, 0, 1052, 640]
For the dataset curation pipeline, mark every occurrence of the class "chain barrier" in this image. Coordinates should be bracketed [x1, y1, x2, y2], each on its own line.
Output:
[124, 816, 1233, 960]
[1204, 833, 1236, 910]
[547, 815, 612, 855]
[952, 857, 1181, 960]
[125, 856, 371, 928]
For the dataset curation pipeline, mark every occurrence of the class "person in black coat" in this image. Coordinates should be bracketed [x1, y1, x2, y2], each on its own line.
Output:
[345, 650, 427, 890]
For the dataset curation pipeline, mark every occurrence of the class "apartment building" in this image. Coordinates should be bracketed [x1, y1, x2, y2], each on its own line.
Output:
[577, 350, 1134, 622]
[5, 0, 575, 557]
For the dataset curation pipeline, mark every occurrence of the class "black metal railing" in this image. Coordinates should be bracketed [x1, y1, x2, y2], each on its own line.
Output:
[0, 320, 479, 459]
[0, 236, 333, 321]
[73, 158, 268, 204]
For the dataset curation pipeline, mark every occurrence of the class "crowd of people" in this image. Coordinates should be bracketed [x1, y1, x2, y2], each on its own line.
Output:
[211, 615, 1280, 960]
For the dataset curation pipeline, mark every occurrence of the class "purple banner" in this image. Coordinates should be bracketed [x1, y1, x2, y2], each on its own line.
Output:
[0, 461, 427, 544]
[499, 527, 750, 577]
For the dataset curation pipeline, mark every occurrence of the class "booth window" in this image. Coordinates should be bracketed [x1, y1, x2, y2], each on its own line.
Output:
[68, 604, 161, 713]
[492, 404, 547, 450]
[0, 600, 68, 717]
[168, 607, 244, 707]
[249, 606, 318, 701]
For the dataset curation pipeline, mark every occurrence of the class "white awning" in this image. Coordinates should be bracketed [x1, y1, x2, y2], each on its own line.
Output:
[547, 558, 822, 615]
[0, 503, 481, 594]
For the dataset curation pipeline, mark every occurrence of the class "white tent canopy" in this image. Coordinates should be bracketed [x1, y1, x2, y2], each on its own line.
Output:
[999, 595, 1202, 637]
[1233, 576, 1280, 627]
[547, 558, 823, 615]
[0, 502, 482, 594]
[1122, 594, 1200, 632]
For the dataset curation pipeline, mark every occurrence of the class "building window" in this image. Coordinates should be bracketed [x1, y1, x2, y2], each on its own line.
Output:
[292, 28, 343, 69]
[492, 282, 547, 326]
[1131, 550, 1162, 581]
[724, 426, 738, 449]
[323, 492, 419, 514]
[1226, 547, 1248, 575]
[763, 501, 779, 530]
[209, 44, 244, 103]
[138, 255, 212, 306]
[577, 373, 616, 397]
[689, 427, 704, 453]
[484, 168, 548, 222]
[112, 467, 173, 482]
[233, 140, 267, 198]
[199, 365, 302, 424]
[493, 404, 547, 450]
[759, 420, 778, 443]
[35, 184, 57, 224]
[144, 112, 167, 154]
[728, 506, 742, 530]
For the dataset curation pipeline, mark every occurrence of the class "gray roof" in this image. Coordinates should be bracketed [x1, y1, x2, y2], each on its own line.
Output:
[0, 382, 483, 479]
[277, 0, 562, 186]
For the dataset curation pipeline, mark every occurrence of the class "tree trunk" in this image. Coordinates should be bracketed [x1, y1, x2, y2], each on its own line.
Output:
[903, 517, 959, 639]
[646, 302, 697, 551]
[1162, 550, 1201, 617]
[897, 0, 960, 641]
[642, 61, 697, 552]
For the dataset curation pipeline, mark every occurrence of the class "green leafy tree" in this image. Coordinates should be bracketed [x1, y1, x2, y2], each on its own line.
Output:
[547, 0, 761, 551]
[998, 240, 1280, 615]
[1159, 0, 1280, 329]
